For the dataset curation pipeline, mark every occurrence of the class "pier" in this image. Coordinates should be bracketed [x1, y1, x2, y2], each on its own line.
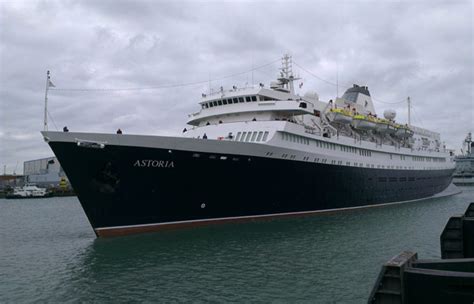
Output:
[369, 202, 474, 303]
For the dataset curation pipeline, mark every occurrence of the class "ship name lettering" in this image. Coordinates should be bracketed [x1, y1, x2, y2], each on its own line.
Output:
[133, 160, 175, 168]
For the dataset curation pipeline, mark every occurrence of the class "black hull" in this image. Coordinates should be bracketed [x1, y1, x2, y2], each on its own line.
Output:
[48, 141, 454, 236]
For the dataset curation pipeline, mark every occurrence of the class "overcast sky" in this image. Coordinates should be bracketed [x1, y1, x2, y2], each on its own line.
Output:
[0, 0, 473, 174]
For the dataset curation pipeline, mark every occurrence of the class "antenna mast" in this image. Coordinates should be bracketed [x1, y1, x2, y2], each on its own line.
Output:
[407, 96, 411, 127]
[279, 54, 299, 95]
[44, 71, 50, 131]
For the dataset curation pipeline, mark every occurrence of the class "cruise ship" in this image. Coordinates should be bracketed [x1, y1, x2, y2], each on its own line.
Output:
[42, 55, 455, 237]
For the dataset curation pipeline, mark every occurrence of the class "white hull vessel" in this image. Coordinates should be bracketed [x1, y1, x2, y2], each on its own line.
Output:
[6, 184, 51, 199]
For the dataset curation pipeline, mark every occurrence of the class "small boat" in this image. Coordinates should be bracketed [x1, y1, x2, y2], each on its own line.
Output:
[352, 114, 376, 130]
[375, 119, 397, 134]
[6, 184, 51, 199]
[327, 108, 352, 124]
[394, 125, 414, 138]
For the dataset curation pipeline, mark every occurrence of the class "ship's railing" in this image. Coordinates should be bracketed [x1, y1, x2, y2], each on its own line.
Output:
[204, 85, 259, 97]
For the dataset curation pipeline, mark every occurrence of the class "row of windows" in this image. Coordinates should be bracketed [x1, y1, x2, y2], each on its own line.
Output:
[377, 176, 437, 182]
[282, 132, 373, 156]
[413, 156, 446, 163]
[295, 155, 418, 169]
[315, 140, 336, 150]
[271, 152, 445, 170]
[235, 131, 269, 143]
[280, 132, 445, 163]
[192, 153, 250, 162]
[202, 95, 258, 109]
[281, 132, 310, 145]
[341, 146, 358, 154]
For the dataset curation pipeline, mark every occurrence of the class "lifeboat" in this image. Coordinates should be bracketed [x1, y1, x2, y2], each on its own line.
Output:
[375, 119, 397, 134]
[352, 114, 377, 130]
[394, 125, 414, 138]
[327, 108, 353, 124]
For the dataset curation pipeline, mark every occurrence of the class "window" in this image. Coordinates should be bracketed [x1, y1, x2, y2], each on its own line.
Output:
[227, 99, 232, 104]
[262, 131, 269, 141]
[233, 98, 238, 103]
[218, 100, 222, 106]
[235, 132, 242, 141]
[209, 102, 214, 108]
[239, 97, 244, 103]
[257, 131, 263, 141]
[245, 96, 251, 102]
[251, 132, 257, 142]
[213, 101, 217, 107]
[251, 96, 257, 101]
[240, 132, 247, 142]
[245, 132, 252, 142]
[223, 99, 228, 105]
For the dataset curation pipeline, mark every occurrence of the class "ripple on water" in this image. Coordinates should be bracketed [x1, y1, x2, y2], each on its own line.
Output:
[0, 188, 473, 303]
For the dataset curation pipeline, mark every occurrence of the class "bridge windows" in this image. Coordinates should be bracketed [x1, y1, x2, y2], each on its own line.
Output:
[202, 95, 261, 108]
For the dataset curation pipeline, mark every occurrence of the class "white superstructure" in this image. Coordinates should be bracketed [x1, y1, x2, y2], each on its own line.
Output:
[182, 54, 454, 172]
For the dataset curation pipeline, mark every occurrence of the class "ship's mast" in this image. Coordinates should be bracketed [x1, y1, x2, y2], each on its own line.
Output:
[44, 71, 50, 131]
[407, 96, 411, 127]
[278, 54, 300, 95]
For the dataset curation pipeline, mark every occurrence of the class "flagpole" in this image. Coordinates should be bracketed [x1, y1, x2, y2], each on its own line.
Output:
[44, 70, 50, 131]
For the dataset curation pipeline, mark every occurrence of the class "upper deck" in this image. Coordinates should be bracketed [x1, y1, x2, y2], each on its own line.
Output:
[187, 86, 324, 126]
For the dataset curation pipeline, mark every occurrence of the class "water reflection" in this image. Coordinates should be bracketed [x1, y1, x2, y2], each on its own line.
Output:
[70, 193, 471, 303]
[3, 190, 470, 303]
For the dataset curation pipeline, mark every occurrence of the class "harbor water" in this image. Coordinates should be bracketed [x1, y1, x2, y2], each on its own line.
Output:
[1, 187, 473, 303]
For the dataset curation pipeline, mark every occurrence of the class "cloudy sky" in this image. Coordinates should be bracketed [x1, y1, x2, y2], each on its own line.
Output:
[0, 0, 473, 173]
